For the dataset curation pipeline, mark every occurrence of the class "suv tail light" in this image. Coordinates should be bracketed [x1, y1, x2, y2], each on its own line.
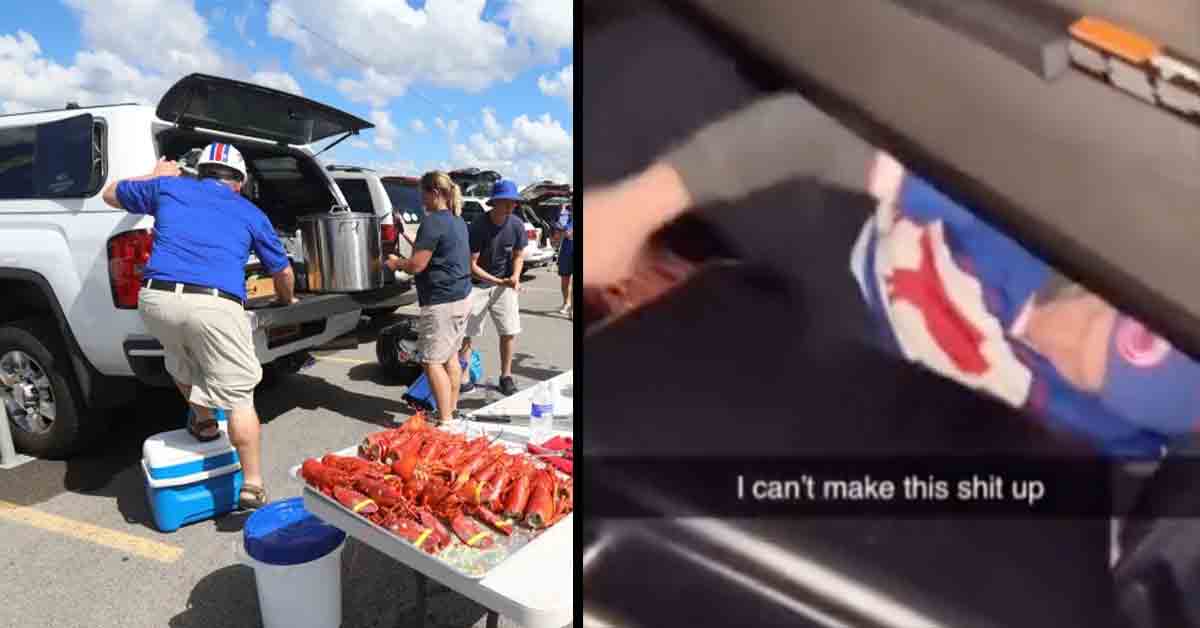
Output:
[108, 229, 153, 309]
[380, 222, 398, 243]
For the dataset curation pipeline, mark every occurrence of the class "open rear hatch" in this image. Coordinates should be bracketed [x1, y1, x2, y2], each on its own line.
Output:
[157, 73, 373, 146]
[449, 168, 502, 197]
[154, 75, 400, 306]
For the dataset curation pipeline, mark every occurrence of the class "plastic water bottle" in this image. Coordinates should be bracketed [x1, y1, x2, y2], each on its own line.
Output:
[529, 381, 555, 445]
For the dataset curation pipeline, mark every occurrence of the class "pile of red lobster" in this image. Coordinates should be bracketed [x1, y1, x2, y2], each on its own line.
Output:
[300, 413, 573, 555]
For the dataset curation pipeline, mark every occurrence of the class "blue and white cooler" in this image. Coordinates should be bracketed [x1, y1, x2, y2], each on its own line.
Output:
[142, 427, 243, 532]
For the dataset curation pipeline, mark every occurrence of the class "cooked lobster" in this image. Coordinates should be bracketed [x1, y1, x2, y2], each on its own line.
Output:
[300, 412, 573, 556]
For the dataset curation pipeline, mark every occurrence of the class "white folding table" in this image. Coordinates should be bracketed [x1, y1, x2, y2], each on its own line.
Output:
[301, 371, 574, 628]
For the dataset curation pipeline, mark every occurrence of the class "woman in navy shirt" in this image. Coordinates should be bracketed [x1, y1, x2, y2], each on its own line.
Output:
[386, 171, 472, 424]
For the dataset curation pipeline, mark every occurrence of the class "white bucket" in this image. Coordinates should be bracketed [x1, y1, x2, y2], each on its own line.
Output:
[241, 538, 345, 628]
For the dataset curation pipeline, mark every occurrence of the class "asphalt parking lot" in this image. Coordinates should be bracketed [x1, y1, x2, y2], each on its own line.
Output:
[0, 265, 573, 628]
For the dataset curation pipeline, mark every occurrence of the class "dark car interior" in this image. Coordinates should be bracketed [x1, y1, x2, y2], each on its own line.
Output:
[583, 2, 1200, 627]
[158, 128, 338, 231]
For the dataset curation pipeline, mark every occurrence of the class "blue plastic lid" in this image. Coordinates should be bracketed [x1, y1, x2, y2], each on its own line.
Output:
[243, 497, 346, 565]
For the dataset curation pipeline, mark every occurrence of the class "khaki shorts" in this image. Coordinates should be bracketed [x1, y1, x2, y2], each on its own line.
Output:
[138, 287, 262, 410]
[419, 298, 471, 364]
[465, 284, 522, 338]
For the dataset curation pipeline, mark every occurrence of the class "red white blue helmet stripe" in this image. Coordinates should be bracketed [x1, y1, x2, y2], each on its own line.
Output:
[197, 141, 246, 180]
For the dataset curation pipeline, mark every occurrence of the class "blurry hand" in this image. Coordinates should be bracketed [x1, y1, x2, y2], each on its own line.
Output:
[153, 157, 181, 178]
[583, 163, 692, 289]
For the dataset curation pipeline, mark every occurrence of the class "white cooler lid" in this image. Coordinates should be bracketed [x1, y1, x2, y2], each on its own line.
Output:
[143, 426, 236, 471]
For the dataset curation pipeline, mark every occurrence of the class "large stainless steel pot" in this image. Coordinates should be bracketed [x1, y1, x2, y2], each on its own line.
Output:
[297, 206, 383, 292]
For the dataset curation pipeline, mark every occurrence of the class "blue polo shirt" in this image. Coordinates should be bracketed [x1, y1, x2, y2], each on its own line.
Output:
[116, 176, 289, 301]
[469, 213, 528, 281]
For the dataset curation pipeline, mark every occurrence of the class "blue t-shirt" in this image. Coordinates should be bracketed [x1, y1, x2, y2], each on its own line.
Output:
[469, 213, 528, 280]
[411, 209, 471, 306]
[557, 207, 573, 235]
[116, 176, 289, 301]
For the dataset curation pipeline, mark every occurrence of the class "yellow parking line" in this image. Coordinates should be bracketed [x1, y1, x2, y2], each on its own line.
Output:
[313, 355, 368, 365]
[0, 500, 183, 563]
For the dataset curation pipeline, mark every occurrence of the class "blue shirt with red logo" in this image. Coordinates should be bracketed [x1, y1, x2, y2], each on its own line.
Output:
[116, 176, 289, 301]
[853, 163, 1200, 458]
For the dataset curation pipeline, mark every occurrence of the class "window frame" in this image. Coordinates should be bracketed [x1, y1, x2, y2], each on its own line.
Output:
[0, 114, 109, 200]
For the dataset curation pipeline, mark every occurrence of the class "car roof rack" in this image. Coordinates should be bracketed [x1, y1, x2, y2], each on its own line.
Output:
[0, 102, 141, 119]
[325, 164, 374, 172]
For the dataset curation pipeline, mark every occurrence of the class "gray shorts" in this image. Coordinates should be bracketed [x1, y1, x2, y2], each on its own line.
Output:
[465, 284, 522, 338]
[138, 287, 262, 410]
[419, 298, 471, 364]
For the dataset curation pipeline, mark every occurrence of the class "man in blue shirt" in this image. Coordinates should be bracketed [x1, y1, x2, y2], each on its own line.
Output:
[460, 180, 528, 397]
[102, 143, 294, 509]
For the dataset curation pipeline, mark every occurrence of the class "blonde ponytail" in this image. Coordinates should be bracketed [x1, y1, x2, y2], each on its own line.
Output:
[448, 181, 463, 216]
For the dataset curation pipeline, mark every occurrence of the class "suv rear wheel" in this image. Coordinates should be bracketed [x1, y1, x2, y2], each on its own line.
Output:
[0, 319, 100, 458]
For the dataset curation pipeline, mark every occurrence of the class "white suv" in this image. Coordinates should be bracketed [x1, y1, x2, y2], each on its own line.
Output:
[326, 166, 418, 315]
[0, 73, 414, 457]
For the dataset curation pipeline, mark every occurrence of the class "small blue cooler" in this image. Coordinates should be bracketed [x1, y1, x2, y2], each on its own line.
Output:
[142, 425, 242, 532]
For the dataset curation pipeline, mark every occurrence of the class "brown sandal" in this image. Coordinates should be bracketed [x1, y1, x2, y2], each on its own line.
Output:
[239, 483, 268, 510]
[186, 409, 221, 443]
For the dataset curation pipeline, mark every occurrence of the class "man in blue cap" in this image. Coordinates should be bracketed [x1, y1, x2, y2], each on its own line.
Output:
[460, 179, 528, 396]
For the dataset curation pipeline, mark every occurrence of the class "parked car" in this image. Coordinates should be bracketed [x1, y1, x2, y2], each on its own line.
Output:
[327, 166, 419, 316]
[515, 203, 555, 247]
[460, 196, 555, 271]
[521, 182, 573, 230]
[449, 167, 501, 198]
[0, 73, 413, 457]
[379, 174, 423, 252]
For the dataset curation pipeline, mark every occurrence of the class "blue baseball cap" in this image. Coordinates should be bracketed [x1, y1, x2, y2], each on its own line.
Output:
[488, 180, 522, 205]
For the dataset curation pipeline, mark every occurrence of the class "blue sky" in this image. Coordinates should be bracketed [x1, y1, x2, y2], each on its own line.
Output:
[0, 0, 573, 186]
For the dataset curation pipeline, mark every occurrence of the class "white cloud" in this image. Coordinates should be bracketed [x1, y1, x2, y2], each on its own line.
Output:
[410, 119, 428, 134]
[370, 109, 398, 151]
[481, 107, 502, 138]
[250, 70, 303, 95]
[537, 64, 572, 109]
[449, 109, 572, 187]
[336, 67, 409, 108]
[434, 116, 460, 138]
[234, 4, 256, 47]
[349, 139, 369, 149]
[0, 30, 165, 112]
[0, 2, 301, 115]
[64, 0, 231, 78]
[505, 0, 573, 53]
[266, 0, 572, 107]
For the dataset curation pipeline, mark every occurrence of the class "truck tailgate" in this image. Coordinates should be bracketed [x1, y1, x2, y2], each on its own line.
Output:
[246, 293, 362, 330]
